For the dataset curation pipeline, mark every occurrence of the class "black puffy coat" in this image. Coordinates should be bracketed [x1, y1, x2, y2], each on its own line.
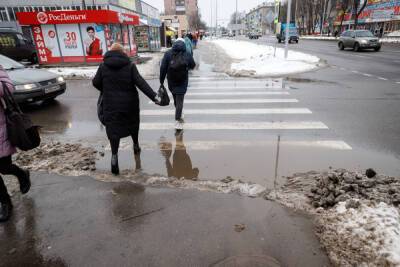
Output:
[160, 40, 196, 95]
[92, 50, 156, 139]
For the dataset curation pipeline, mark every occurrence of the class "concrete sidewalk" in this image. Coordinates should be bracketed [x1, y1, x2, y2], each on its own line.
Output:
[0, 173, 329, 267]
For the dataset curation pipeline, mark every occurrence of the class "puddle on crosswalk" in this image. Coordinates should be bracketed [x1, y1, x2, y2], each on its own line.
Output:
[95, 133, 400, 188]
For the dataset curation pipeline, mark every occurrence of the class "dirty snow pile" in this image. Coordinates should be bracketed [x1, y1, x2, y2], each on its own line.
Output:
[46, 52, 163, 79]
[210, 39, 320, 77]
[14, 142, 98, 175]
[271, 169, 400, 266]
[317, 201, 400, 266]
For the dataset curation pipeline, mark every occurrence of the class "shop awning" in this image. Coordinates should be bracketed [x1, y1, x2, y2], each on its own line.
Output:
[167, 26, 177, 32]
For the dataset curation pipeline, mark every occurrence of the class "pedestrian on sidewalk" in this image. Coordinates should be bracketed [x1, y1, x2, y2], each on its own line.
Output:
[93, 43, 161, 175]
[184, 33, 193, 55]
[0, 65, 31, 223]
[160, 38, 196, 130]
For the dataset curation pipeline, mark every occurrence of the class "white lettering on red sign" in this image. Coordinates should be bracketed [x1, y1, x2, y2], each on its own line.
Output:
[32, 26, 48, 62]
[118, 13, 134, 23]
[46, 13, 87, 23]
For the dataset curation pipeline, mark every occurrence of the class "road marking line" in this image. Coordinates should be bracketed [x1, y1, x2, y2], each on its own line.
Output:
[170, 92, 290, 96]
[140, 121, 329, 130]
[141, 108, 312, 116]
[188, 87, 284, 90]
[340, 67, 347, 71]
[377, 77, 388, 81]
[362, 73, 373, 77]
[182, 98, 299, 104]
[396, 82, 400, 84]
[351, 70, 360, 74]
[331, 65, 338, 68]
[149, 98, 298, 104]
[106, 140, 352, 151]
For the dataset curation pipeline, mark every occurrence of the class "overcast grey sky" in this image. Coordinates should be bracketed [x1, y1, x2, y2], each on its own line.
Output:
[145, 0, 270, 27]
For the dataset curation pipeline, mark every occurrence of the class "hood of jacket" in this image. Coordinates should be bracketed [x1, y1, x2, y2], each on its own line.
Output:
[103, 50, 131, 69]
[172, 40, 186, 53]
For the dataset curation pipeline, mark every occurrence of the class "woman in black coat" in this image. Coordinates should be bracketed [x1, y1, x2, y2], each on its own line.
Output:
[93, 43, 160, 175]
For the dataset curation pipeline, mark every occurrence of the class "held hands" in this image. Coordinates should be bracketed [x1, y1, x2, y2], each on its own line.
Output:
[154, 95, 162, 105]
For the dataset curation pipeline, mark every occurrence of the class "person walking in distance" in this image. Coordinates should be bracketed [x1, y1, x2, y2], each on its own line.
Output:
[160, 38, 196, 130]
[93, 43, 161, 175]
[0, 65, 31, 222]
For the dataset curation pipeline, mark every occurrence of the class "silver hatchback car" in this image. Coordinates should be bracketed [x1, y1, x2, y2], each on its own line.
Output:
[338, 30, 381, 52]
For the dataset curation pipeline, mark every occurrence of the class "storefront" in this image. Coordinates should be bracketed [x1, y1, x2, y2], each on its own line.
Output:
[334, 0, 400, 34]
[16, 10, 140, 64]
[135, 16, 161, 52]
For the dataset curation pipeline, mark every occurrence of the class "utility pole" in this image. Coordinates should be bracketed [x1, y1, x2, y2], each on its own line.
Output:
[284, 0, 292, 59]
[215, 0, 218, 37]
[82, 0, 86, 9]
[210, 0, 213, 36]
[235, 0, 238, 24]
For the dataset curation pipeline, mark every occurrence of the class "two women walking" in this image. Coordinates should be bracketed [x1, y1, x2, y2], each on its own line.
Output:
[94, 38, 195, 175]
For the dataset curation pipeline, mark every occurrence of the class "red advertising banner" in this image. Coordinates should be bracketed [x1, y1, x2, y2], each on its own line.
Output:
[31, 25, 62, 64]
[17, 10, 139, 26]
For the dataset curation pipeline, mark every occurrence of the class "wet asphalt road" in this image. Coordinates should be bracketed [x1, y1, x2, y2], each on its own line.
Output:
[22, 39, 400, 187]
[0, 173, 329, 267]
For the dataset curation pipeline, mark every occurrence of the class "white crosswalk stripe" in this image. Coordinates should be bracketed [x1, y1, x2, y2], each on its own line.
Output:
[183, 98, 299, 104]
[140, 121, 329, 130]
[179, 92, 290, 96]
[141, 108, 313, 116]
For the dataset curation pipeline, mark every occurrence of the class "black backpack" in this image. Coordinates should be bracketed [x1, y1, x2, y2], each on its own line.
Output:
[167, 52, 188, 84]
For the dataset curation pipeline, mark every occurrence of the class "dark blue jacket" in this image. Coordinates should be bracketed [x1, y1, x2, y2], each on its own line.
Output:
[160, 40, 196, 95]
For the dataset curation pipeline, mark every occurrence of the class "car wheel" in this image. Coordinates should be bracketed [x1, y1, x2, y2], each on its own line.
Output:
[338, 42, 344, 50]
[278, 39, 281, 43]
[30, 53, 38, 64]
[288, 40, 291, 44]
[354, 43, 360, 52]
[374, 46, 381, 52]
[295, 40, 299, 44]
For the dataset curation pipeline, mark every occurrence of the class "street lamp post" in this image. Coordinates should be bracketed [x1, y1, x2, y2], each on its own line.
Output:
[284, 0, 292, 59]
[215, 0, 218, 37]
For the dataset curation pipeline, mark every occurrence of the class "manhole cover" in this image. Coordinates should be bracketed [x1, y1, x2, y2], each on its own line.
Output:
[212, 255, 281, 267]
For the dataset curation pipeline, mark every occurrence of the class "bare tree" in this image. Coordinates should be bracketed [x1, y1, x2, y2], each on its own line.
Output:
[353, 0, 368, 28]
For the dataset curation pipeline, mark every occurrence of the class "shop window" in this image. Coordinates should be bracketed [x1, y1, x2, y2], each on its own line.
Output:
[0, 8, 8, 22]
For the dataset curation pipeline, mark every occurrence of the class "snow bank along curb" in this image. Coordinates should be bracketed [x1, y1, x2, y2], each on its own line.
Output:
[45, 52, 164, 80]
[300, 35, 400, 44]
[209, 39, 322, 77]
[270, 169, 400, 266]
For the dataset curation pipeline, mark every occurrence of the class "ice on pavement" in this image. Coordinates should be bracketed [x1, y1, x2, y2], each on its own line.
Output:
[210, 39, 320, 77]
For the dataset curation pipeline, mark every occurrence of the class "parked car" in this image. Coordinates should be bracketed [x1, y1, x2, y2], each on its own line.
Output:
[0, 54, 66, 103]
[248, 31, 261, 39]
[338, 30, 381, 52]
[0, 28, 38, 64]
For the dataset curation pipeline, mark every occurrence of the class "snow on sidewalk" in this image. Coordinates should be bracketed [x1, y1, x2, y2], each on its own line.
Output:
[46, 52, 163, 79]
[209, 39, 321, 77]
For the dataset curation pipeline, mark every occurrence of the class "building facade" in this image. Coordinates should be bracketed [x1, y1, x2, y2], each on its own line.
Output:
[164, 0, 198, 16]
[246, 2, 275, 35]
[334, 0, 400, 34]
[0, 0, 162, 65]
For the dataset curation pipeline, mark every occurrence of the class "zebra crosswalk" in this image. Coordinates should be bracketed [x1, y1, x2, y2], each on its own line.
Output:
[137, 77, 351, 150]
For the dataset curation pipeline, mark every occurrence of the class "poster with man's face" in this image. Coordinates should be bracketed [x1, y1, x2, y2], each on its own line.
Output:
[80, 23, 107, 59]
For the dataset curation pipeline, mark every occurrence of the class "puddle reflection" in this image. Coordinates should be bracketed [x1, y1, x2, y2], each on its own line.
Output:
[159, 131, 199, 180]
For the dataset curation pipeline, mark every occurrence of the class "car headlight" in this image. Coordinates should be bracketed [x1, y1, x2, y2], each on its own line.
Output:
[360, 40, 368, 44]
[15, 83, 37, 90]
[57, 76, 65, 83]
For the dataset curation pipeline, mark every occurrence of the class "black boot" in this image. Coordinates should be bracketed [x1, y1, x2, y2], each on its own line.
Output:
[0, 199, 12, 223]
[133, 143, 141, 155]
[111, 154, 119, 175]
[19, 169, 31, 195]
